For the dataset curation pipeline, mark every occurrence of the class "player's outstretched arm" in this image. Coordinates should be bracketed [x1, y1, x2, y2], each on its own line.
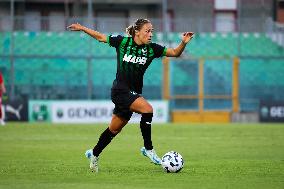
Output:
[165, 32, 194, 57]
[67, 23, 107, 43]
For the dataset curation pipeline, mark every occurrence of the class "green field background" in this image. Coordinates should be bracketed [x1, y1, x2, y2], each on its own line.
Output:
[0, 123, 283, 189]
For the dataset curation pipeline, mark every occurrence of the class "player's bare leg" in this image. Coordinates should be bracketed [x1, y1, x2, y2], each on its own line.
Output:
[130, 97, 161, 165]
[130, 96, 153, 113]
[86, 115, 128, 172]
[108, 114, 128, 134]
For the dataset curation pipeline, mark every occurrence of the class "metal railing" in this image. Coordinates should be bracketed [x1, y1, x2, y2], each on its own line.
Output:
[0, 16, 277, 33]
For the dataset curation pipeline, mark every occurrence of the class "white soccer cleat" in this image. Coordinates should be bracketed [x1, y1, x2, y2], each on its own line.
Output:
[85, 149, 99, 173]
[140, 147, 161, 165]
[0, 120, 5, 126]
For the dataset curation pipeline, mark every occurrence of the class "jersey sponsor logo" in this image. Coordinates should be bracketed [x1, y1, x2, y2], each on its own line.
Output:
[6, 104, 23, 120]
[123, 54, 147, 65]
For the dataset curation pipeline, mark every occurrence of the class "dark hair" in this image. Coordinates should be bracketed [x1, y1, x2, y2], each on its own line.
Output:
[126, 18, 151, 37]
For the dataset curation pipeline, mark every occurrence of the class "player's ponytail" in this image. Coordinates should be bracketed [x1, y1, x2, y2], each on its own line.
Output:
[126, 25, 135, 37]
[126, 18, 151, 37]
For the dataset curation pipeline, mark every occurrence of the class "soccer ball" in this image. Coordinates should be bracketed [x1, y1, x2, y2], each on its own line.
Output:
[161, 151, 184, 173]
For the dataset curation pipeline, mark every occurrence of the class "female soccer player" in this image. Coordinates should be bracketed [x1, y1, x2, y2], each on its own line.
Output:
[67, 19, 194, 172]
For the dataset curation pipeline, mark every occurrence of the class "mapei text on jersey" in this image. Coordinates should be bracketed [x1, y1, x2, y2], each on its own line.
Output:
[123, 54, 148, 65]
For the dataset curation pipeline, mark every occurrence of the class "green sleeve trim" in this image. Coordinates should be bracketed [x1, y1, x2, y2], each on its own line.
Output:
[106, 35, 110, 45]
[162, 47, 167, 56]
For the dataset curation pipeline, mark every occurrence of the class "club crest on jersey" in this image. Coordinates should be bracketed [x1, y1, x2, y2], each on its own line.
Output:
[142, 48, 147, 55]
[123, 54, 147, 65]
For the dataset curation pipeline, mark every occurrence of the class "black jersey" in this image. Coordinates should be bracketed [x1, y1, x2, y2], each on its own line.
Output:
[107, 35, 166, 94]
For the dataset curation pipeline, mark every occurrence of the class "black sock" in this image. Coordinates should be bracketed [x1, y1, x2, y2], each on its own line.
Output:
[93, 128, 117, 157]
[140, 113, 153, 150]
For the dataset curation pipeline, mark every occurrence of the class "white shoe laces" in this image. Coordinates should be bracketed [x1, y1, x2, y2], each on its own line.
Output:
[90, 156, 99, 172]
[148, 149, 160, 160]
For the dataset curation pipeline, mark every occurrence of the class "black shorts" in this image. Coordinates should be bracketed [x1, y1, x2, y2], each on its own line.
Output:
[111, 89, 141, 120]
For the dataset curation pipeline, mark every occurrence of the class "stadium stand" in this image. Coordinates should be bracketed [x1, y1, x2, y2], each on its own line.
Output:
[2, 31, 283, 58]
[0, 31, 284, 105]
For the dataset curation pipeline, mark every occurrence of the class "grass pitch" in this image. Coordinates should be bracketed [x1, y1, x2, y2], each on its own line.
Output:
[0, 122, 283, 189]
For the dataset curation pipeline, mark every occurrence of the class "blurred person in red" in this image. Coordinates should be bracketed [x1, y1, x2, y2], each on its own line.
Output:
[0, 72, 6, 126]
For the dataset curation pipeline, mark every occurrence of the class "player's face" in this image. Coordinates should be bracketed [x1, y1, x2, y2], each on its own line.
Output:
[136, 23, 153, 44]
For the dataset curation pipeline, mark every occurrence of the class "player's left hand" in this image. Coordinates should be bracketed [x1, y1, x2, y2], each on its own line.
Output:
[67, 23, 84, 31]
[181, 32, 194, 44]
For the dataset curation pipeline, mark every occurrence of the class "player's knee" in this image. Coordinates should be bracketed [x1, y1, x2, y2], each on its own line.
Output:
[143, 105, 153, 114]
[141, 112, 153, 124]
[109, 127, 122, 135]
